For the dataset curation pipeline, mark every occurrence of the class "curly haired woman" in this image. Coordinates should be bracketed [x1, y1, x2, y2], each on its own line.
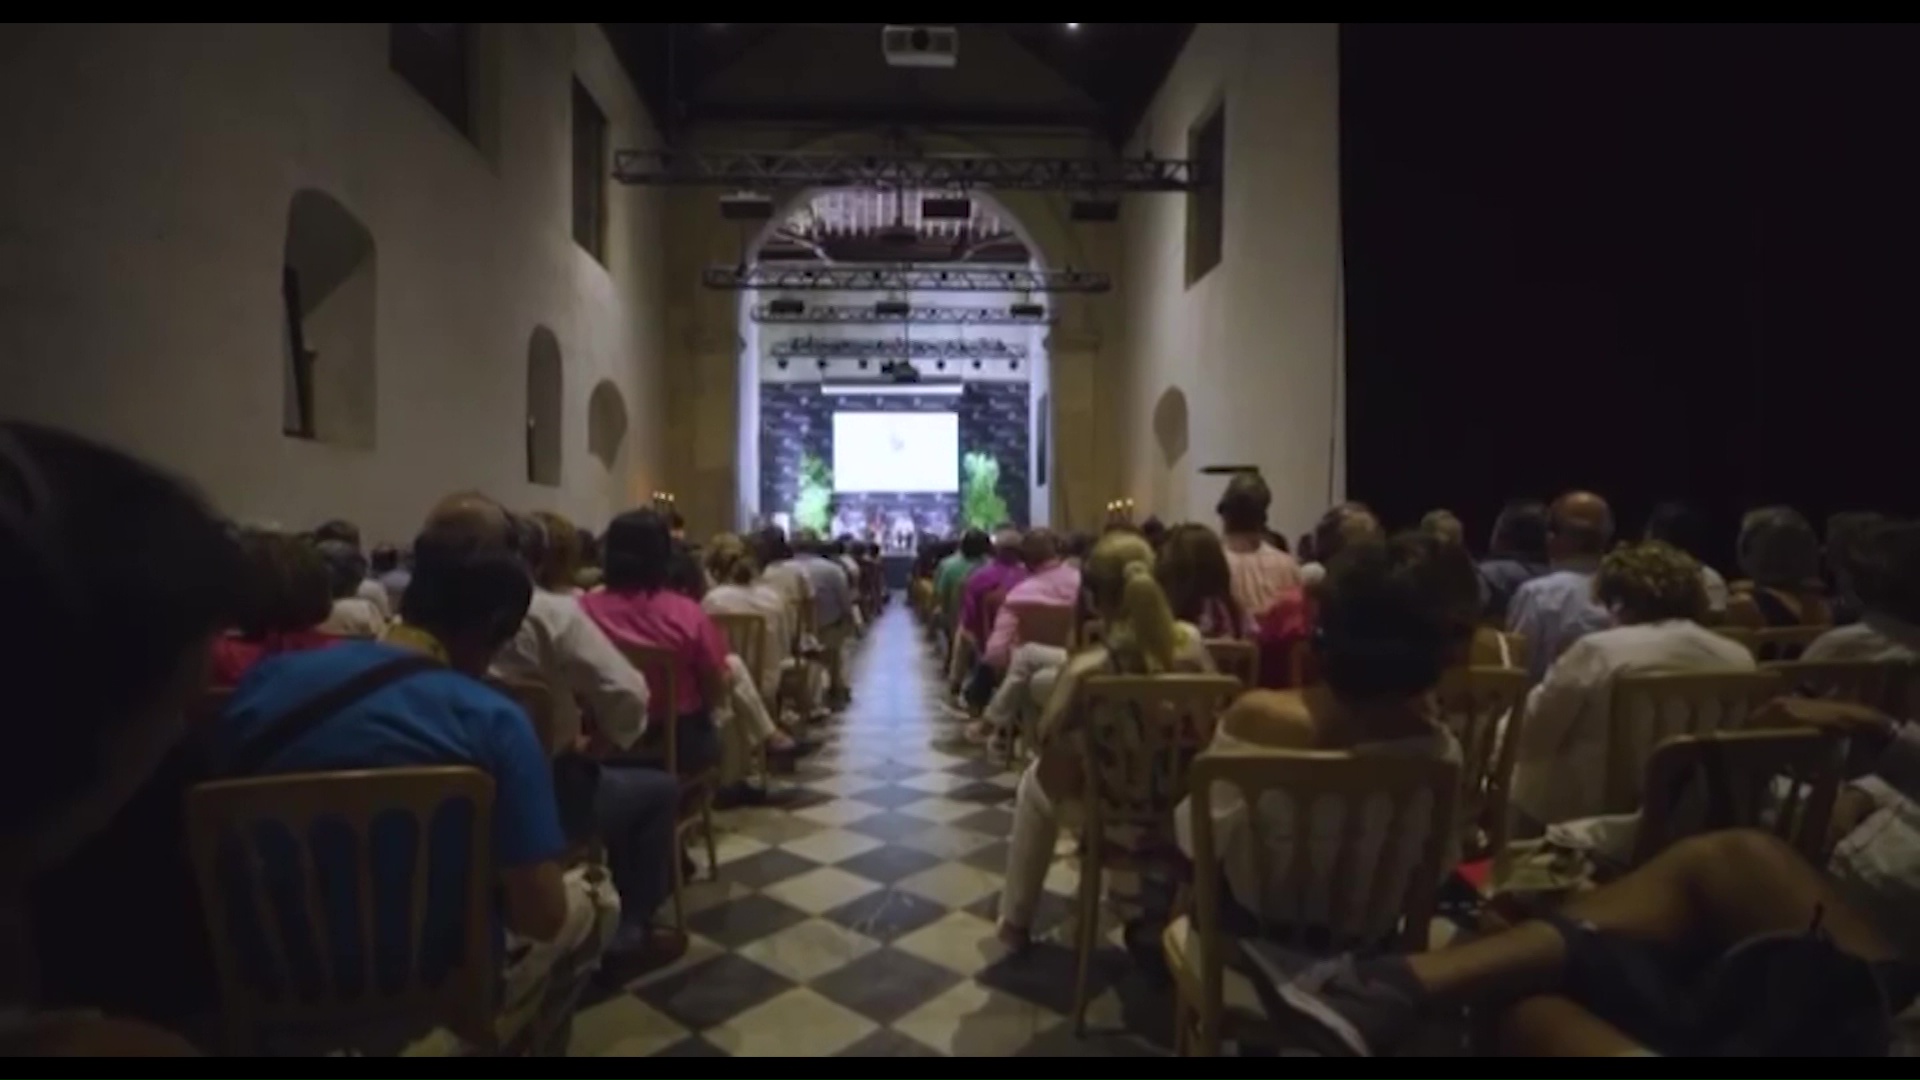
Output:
[1509, 540, 1755, 834]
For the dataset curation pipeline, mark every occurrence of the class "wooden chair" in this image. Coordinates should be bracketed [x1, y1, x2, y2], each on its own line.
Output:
[1714, 625, 1829, 662]
[1166, 748, 1460, 1056]
[612, 643, 719, 934]
[483, 677, 559, 758]
[1008, 601, 1077, 651]
[1600, 671, 1783, 816]
[1763, 658, 1917, 719]
[1630, 727, 1845, 867]
[1434, 666, 1530, 864]
[1497, 632, 1527, 671]
[1069, 673, 1242, 1035]
[710, 611, 774, 786]
[184, 767, 502, 1055]
[1203, 639, 1258, 687]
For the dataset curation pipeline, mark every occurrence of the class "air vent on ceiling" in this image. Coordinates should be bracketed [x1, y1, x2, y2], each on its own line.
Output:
[881, 25, 959, 68]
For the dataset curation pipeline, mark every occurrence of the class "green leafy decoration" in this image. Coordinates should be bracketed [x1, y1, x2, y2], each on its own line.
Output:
[794, 452, 833, 534]
[962, 450, 1009, 530]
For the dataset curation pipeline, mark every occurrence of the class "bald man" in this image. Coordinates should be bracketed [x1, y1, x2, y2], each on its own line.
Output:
[1506, 490, 1617, 681]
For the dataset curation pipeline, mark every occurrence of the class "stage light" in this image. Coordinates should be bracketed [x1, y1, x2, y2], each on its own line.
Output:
[1066, 23, 1080, 30]
[1070, 197, 1120, 223]
[767, 297, 805, 316]
[874, 299, 910, 317]
[921, 195, 972, 220]
[1009, 302, 1046, 319]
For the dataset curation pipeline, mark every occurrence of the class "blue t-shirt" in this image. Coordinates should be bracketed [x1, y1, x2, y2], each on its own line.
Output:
[213, 642, 564, 1000]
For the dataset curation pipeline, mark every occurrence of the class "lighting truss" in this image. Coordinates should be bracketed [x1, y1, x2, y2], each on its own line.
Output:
[704, 264, 1109, 293]
[769, 337, 1028, 362]
[750, 304, 1053, 326]
[614, 149, 1200, 192]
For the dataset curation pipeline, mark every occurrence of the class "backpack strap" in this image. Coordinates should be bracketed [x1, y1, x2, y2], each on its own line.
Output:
[224, 654, 442, 776]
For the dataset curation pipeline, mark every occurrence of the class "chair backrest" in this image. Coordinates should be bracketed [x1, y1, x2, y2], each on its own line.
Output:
[1073, 674, 1243, 834]
[185, 767, 496, 1054]
[1203, 639, 1259, 687]
[710, 612, 767, 684]
[1763, 658, 1917, 720]
[483, 677, 558, 757]
[1433, 666, 1530, 860]
[1603, 670, 1783, 813]
[1497, 632, 1527, 671]
[1008, 601, 1076, 650]
[1716, 625, 1828, 662]
[1187, 748, 1459, 974]
[615, 642, 683, 773]
[1631, 726, 1845, 866]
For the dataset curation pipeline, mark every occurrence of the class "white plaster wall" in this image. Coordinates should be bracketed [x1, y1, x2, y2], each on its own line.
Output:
[1118, 23, 1344, 539]
[0, 23, 670, 541]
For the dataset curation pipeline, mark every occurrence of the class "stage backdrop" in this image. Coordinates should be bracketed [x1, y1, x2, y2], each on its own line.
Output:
[760, 383, 1030, 532]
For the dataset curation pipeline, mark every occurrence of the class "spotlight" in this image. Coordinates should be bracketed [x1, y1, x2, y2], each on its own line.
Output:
[874, 299, 910, 318]
[858, 359, 869, 370]
[767, 297, 805, 316]
[776, 359, 789, 371]
[1070, 197, 1121, 223]
[921, 195, 972, 220]
[1066, 23, 1080, 30]
[1009, 302, 1046, 320]
[972, 360, 982, 371]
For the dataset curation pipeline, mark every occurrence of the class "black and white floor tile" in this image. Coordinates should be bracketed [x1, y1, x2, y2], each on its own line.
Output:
[567, 603, 1176, 1057]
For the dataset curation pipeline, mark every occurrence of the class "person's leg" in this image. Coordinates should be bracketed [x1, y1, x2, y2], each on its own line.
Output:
[725, 654, 796, 752]
[963, 661, 1003, 713]
[1249, 829, 1902, 1056]
[593, 766, 679, 932]
[995, 763, 1064, 948]
[973, 643, 1065, 742]
[1494, 994, 1651, 1057]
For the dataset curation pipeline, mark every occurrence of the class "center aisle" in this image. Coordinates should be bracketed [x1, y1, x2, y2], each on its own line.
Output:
[568, 601, 1173, 1057]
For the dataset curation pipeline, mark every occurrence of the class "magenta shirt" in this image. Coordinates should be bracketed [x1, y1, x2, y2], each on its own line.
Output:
[958, 560, 1029, 642]
[984, 561, 1083, 668]
[581, 587, 730, 719]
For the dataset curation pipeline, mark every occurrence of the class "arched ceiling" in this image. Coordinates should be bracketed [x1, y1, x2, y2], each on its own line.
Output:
[603, 23, 1193, 145]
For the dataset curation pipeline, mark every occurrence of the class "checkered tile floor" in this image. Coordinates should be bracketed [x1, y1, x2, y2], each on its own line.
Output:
[566, 604, 1178, 1057]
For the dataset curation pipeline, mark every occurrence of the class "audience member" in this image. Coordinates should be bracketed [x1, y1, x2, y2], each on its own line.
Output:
[790, 529, 857, 706]
[1804, 519, 1920, 663]
[1478, 499, 1550, 621]
[935, 529, 990, 632]
[1217, 472, 1301, 619]
[369, 542, 410, 612]
[313, 518, 394, 620]
[210, 528, 337, 686]
[995, 530, 1216, 950]
[1644, 500, 1728, 616]
[314, 538, 387, 638]
[664, 540, 806, 769]
[1158, 522, 1253, 639]
[966, 530, 1081, 742]
[1182, 531, 1470, 931]
[1509, 540, 1753, 833]
[949, 528, 1027, 700]
[582, 511, 726, 777]
[1418, 509, 1466, 548]
[1727, 505, 1832, 629]
[1254, 502, 1384, 688]
[528, 511, 584, 595]
[1506, 491, 1616, 682]
[0, 422, 240, 1055]
[1826, 512, 1887, 626]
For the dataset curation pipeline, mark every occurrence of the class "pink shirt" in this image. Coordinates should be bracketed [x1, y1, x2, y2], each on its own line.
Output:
[581, 588, 729, 719]
[984, 561, 1083, 669]
[1225, 540, 1301, 619]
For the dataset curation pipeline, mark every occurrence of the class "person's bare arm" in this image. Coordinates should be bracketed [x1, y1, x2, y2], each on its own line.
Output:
[499, 861, 571, 943]
[1, 1014, 201, 1056]
[1218, 691, 1316, 750]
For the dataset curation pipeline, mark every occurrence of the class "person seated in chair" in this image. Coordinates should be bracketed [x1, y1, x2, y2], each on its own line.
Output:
[0, 422, 244, 1055]
[1726, 505, 1833, 630]
[1506, 491, 1617, 683]
[1804, 519, 1920, 663]
[210, 528, 340, 687]
[219, 516, 680, 1044]
[582, 511, 727, 779]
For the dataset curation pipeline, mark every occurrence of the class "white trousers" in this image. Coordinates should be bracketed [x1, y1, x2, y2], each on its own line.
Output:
[982, 643, 1069, 731]
[998, 762, 1079, 930]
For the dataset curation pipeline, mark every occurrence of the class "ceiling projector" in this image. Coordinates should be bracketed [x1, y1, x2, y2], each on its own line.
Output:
[882, 25, 958, 68]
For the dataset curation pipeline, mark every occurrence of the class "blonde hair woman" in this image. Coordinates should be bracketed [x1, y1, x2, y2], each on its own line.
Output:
[995, 530, 1216, 949]
[530, 510, 583, 594]
[697, 533, 811, 767]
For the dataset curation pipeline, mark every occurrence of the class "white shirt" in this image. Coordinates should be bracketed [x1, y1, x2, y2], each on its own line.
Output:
[1510, 619, 1755, 829]
[1699, 565, 1730, 614]
[490, 589, 649, 751]
[1803, 613, 1920, 664]
[703, 582, 795, 698]
[320, 596, 387, 638]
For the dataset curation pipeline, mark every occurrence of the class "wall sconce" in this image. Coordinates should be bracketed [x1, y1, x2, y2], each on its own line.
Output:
[1104, 498, 1136, 525]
